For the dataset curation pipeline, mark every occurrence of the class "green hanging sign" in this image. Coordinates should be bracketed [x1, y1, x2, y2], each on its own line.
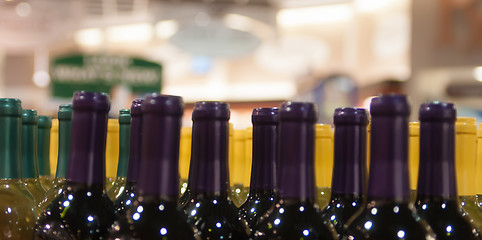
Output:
[50, 54, 162, 98]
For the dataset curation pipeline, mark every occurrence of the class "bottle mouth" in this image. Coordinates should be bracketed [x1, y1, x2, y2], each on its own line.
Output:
[455, 117, 477, 134]
[333, 107, 369, 125]
[38, 116, 52, 128]
[192, 101, 230, 121]
[0, 98, 22, 117]
[130, 99, 144, 116]
[58, 104, 72, 120]
[141, 93, 184, 117]
[252, 107, 279, 124]
[119, 109, 131, 124]
[22, 109, 38, 124]
[279, 101, 317, 123]
[72, 91, 111, 113]
[370, 94, 411, 117]
[419, 101, 456, 122]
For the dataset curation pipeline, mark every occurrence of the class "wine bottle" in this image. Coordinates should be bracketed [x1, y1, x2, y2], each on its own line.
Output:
[38, 115, 53, 190]
[456, 117, 482, 230]
[111, 99, 143, 215]
[409, 122, 420, 202]
[106, 118, 120, 191]
[238, 107, 278, 233]
[366, 122, 371, 171]
[414, 101, 481, 239]
[38, 104, 72, 210]
[476, 123, 482, 211]
[108, 93, 200, 239]
[253, 101, 338, 240]
[35, 91, 116, 239]
[231, 129, 247, 207]
[0, 98, 36, 239]
[342, 94, 436, 240]
[321, 107, 368, 235]
[179, 126, 192, 196]
[315, 124, 334, 208]
[243, 126, 253, 200]
[21, 109, 46, 208]
[182, 101, 250, 239]
[49, 119, 58, 177]
[107, 109, 131, 201]
[179, 127, 200, 208]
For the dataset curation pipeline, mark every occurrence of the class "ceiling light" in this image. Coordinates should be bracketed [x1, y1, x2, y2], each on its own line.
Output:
[277, 4, 352, 27]
[155, 20, 179, 40]
[106, 23, 153, 43]
[74, 28, 104, 47]
[473, 66, 482, 82]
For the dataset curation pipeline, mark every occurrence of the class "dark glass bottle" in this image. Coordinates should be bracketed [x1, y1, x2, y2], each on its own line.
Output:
[321, 108, 368, 235]
[253, 101, 338, 240]
[108, 93, 200, 239]
[35, 91, 116, 239]
[238, 107, 278, 233]
[342, 94, 436, 240]
[182, 101, 250, 239]
[21, 109, 46, 208]
[38, 115, 53, 191]
[0, 98, 36, 239]
[415, 102, 481, 239]
[179, 129, 197, 208]
[38, 104, 72, 210]
[111, 99, 143, 216]
[107, 109, 131, 201]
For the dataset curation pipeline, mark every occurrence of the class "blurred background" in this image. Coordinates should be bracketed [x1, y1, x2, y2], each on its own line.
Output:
[0, 0, 481, 127]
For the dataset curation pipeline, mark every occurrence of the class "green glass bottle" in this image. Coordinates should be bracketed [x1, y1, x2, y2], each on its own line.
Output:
[107, 109, 131, 200]
[21, 109, 46, 210]
[38, 104, 72, 211]
[38, 115, 53, 191]
[0, 98, 36, 238]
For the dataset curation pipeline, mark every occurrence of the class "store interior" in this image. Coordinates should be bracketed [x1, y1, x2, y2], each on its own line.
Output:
[0, 0, 481, 127]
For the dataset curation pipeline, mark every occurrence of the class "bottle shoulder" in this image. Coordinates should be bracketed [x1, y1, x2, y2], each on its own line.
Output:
[110, 197, 199, 240]
[415, 198, 481, 240]
[321, 194, 365, 233]
[183, 195, 250, 239]
[112, 182, 136, 215]
[0, 185, 36, 238]
[239, 191, 276, 214]
[35, 182, 116, 239]
[343, 201, 436, 240]
[253, 199, 338, 240]
[107, 177, 127, 200]
[238, 192, 276, 232]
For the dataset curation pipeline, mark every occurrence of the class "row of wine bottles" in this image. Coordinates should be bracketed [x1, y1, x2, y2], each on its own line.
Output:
[1, 91, 482, 239]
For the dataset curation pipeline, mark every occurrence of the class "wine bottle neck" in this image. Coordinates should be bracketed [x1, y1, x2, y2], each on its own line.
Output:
[278, 121, 315, 201]
[55, 118, 72, 178]
[116, 121, 130, 178]
[368, 115, 410, 202]
[250, 123, 277, 192]
[126, 114, 141, 182]
[332, 124, 367, 195]
[66, 110, 108, 185]
[417, 121, 457, 198]
[0, 116, 21, 179]
[38, 123, 51, 176]
[190, 120, 230, 196]
[137, 114, 181, 197]
[21, 121, 40, 179]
